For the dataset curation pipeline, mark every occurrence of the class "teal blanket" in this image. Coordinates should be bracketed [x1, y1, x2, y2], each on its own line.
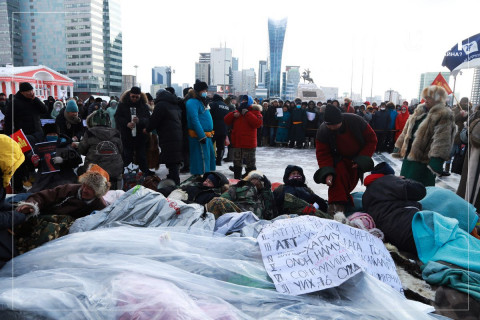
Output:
[420, 187, 478, 233]
[412, 210, 480, 272]
[422, 261, 480, 301]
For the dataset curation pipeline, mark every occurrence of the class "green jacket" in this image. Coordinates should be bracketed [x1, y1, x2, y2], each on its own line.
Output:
[221, 180, 276, 219]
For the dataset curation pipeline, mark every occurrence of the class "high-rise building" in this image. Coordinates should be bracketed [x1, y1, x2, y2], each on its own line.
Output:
[16, 0, 122, 97]
[384, 89, 402, 105]
[210, 47, 232, 86]
[232, 68, 256, 96]
[151, 66, 172, 86]
[471, 67, 480, 106]
[122, 74, 136, 93]
[267, 17, 287, 99]
[258, 60, 267, 85]
[232, 57, 238, 72]
[0, 0, 23, 66]
[195, 53, 210, 84]
[284, 66, 300, 101]
[418, 72, 450, 100]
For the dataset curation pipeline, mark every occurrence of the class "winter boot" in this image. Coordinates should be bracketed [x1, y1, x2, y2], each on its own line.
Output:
[216, 149, 224, 166]
[441, 162, 451, 176]
[310, 137, 316, 149]
[233, 166, 242, 180]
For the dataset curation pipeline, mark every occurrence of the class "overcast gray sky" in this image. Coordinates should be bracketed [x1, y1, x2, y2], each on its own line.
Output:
[122, 0, 479, 101]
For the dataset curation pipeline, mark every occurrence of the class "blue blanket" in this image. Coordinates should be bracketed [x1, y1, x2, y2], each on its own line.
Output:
[422, 261, 480, 301]
[420, 187, 478, 233]
[412, 210, 480, 272]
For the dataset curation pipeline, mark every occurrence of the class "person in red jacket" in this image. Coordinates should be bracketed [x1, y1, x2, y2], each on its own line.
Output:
[342, 98, 355, 113]
[395, 102, 410, 141]
[224, 95, 263, 179]
[314, 104, 377, 214]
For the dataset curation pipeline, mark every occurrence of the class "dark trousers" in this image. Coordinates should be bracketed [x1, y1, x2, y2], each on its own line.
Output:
[375, 131, 387, 152]
[123, 136, 149, 173]
[166, 163, 180, 185]
[212, 134, 226, 164]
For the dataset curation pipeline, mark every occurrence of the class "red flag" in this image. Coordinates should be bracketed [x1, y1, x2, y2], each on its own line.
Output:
[10, 129, 33, 153]
[430, 73, 453, 95]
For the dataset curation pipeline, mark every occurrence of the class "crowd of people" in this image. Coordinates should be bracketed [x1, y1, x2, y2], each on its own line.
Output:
[0, 81, 479, 282]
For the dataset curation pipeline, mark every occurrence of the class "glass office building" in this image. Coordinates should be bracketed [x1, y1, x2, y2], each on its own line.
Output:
[267, 17, 287, 98]
[16, 0, 122, 96]
[0, 0, 23, 66]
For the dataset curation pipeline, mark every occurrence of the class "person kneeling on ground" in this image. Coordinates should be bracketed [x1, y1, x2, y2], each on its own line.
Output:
[13, 164, 110, 254]
[207, 170, 276, 219]
[273, 165, 328, 218]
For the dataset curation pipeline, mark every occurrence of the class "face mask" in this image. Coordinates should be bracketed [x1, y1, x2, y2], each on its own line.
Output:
[296, 105, 301, 109]
[380, 107, 385, 110]
[402, 110, 406, 113]
[240, 102, 248, 108]
[46, 135, 58, 142]
[201, 92, 207, 98]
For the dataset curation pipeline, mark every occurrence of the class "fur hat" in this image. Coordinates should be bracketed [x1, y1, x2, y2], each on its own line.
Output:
[66, 100, 79, 112]
[422, 85, 447, 104]
[193, 79, 208, 92]
[19, 82, 34, 92]
[78, 164, 110, 197]
[243, 170, 264, 182]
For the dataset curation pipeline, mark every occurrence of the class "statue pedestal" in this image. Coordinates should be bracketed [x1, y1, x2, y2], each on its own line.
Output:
[296, 83, 325, 102]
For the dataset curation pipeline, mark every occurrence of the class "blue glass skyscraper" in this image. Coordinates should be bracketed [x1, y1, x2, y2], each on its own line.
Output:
[267, 17, 287, 98]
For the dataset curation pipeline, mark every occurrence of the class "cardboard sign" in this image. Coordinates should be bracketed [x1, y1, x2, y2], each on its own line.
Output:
[257, 216, 402, 296]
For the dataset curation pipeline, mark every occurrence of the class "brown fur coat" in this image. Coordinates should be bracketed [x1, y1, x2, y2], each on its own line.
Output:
[395, 103, 455, 163]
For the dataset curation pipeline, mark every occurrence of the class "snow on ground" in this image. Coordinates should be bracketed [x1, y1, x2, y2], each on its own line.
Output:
[154, 146, 461, 199]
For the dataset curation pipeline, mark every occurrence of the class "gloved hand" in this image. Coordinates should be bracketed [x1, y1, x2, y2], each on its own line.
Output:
[261, 175, 271, 190]
[199, 137, 206, 144]
[302, 204, 317, 215]
[52, 156, 64, 164]
[31, 154, 40, 167]
[241, 108, 249, 115]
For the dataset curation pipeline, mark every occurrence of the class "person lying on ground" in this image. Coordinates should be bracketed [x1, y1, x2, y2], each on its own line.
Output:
[207, 170, 276, 219]
[273, 165, 328, 218]
[12, 164, 111, 254]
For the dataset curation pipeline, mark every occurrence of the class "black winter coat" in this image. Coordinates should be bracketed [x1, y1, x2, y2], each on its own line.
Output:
[55, 108, 85, 141]
[362, 174, 426, 254]
[209, 94, 230, 136]
[371, 110, 391, 130]
[306, 107, 320, 138]
[288, 108, 308, 141]
[0, 209, 25, 268]
[273, 165, 328, 215]
[115, 91, 150, 146]
[147, 90, 183, 164]
[4, 92, 48, 140]
[264, 106, 278, 127]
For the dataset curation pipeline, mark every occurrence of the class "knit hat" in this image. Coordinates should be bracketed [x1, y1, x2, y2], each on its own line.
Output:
[371, 162, 395, 175]
[78, 164, 110, 197]
[86, 109, 111, 128]
[130, 86, 141, 95]
[324, 104, 343, 125]
[145, 92, 154, 102]
[66, 99, 79, 112]
[165, 87, 175, 95]
[206, 174, 220, 188]
[193, 79, 208, 92]
[19, 82, 34, 92]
